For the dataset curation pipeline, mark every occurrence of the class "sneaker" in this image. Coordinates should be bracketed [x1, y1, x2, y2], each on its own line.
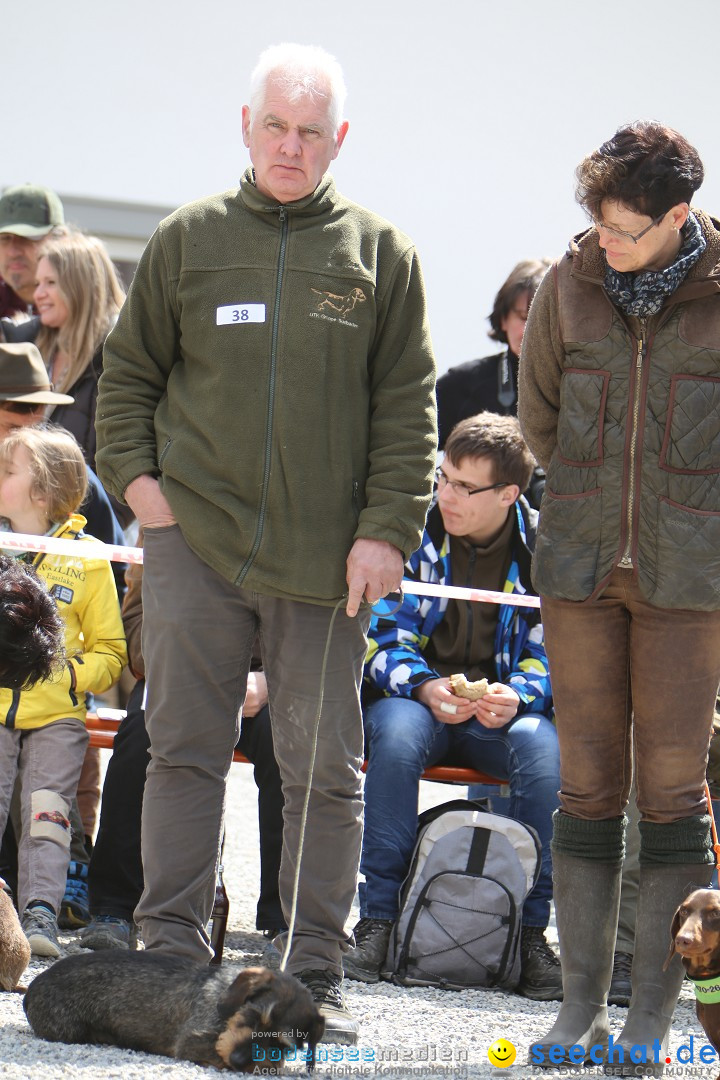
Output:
[608, 950, 633, 1007]
[342, 917, 393, 983]
[295, 968, 358, 1045]
[79, 915, 136, 951]
[22, 904, 61, 958]
[58, 861, 90, 929]
[516, 925, 563, 1001]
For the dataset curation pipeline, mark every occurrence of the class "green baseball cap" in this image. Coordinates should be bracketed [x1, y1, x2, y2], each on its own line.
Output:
[0, 184, 65, 238]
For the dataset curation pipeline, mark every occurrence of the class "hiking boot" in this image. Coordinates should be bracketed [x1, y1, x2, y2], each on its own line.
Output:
[57, 861, 90, 929]
[22, 904, 61, 958]
[295, 968, 357, 1045]
[342, 917, 393, 983]
[608, 951, 633, 1007]
[517, 925, 563, 1001]
[79, 915, 136, 951]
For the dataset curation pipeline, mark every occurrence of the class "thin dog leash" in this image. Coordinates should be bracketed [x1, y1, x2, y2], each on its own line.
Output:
[279, 594, 347, 973]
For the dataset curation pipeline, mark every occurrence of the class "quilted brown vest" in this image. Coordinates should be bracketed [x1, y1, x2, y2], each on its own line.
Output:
[532, 251, 720, 610]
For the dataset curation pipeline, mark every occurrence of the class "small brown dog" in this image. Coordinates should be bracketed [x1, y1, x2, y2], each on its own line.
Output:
[0, 886, 30, 991]
[666, 887, 720, 1073]
[24, 952, 324, 1072]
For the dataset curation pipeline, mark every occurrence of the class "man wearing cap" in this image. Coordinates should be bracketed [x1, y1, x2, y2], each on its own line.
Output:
[0, 184, 65, 320]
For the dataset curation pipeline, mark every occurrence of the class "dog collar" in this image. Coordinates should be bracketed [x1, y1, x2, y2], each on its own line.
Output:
[691, 976, 720, 1003]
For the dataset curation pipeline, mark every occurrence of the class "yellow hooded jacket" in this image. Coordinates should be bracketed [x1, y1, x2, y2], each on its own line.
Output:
[0, 514, 127, 730]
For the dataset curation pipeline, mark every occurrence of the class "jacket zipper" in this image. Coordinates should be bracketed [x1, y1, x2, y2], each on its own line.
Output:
[618, 322, 646, 568]
[237, 206, 288, 585]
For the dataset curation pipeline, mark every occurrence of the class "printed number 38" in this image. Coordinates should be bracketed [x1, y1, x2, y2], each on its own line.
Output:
[232, 308, 250, 322]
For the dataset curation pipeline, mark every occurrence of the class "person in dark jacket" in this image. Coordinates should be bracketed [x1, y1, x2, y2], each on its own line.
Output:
[436, 259, 551, 446]
[437, 259, 550, 508]
[33, 230, 125, 478]
[519, 121, 720, 1069]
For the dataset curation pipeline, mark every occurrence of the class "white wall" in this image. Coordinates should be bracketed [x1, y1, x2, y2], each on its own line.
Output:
[6, 0, 719, 371]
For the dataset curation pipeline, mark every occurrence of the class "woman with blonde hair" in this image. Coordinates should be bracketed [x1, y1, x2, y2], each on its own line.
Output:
[33, 230, 125, 474]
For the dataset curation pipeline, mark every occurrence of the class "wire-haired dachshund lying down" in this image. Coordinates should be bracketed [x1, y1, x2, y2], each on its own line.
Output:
[666, 887, 720, 1076]
[24, 952, 324, 1072]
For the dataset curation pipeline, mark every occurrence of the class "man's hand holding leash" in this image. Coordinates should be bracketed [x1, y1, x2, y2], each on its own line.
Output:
[345, 538, 403, 616]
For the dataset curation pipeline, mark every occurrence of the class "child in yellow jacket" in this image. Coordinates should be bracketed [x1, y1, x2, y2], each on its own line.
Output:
[0, 425, 127, 956]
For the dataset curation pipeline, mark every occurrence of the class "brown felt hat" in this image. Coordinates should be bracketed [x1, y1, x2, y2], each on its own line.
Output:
[0, 343, 74, 404]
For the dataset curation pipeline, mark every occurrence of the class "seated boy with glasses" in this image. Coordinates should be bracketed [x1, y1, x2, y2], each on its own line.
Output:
[344, 412, 562, 1000]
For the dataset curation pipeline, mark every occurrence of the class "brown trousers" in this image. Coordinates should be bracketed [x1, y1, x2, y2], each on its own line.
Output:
[541, 568, 720, 823]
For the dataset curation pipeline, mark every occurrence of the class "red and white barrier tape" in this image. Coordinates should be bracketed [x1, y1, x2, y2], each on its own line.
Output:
[403, 580, 540, 609]
[0, 531, 541, 609]
[0, 530, 144, 565]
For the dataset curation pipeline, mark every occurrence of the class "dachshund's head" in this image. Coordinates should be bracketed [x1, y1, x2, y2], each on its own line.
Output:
[665, 888, 720, 979]
[214, 966, 324, 1073]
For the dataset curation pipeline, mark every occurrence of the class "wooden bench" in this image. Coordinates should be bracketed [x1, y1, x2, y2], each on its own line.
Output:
[86, 711, 508, 787]
[85, 710, 508, 962]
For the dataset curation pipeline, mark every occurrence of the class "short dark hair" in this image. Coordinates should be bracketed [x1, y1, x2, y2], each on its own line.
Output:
[0, 556, 65, 690]
[444, 412, 536, 492]
[575, 121, 704, 220]
[489, 258, 552, 344]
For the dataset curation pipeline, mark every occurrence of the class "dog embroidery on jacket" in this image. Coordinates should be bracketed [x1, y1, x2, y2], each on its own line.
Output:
[310, 286, 366, 317]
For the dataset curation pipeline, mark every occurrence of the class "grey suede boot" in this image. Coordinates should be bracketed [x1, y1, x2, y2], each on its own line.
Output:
[610, 817, 714, 1078]
[530, 813, 625, 1068]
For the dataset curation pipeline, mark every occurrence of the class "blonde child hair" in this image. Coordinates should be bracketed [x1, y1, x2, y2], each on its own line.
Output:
[0, 426, 88, 524]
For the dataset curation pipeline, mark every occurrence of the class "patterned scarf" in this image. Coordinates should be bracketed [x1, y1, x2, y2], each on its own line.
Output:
[604, 211, 706, 317]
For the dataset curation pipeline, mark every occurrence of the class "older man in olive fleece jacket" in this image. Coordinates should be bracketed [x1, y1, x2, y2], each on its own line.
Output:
[95, 44, 436, 1044]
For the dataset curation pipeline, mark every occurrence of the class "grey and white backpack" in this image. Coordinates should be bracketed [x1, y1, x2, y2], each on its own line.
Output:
[382, 799, 540, 991]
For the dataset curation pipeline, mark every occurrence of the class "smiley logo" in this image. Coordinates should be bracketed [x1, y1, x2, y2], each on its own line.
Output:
[488, 1039, 516, 1067]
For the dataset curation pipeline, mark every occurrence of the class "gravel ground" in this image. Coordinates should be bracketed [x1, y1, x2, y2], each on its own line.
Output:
[0, 761, 710, 1080]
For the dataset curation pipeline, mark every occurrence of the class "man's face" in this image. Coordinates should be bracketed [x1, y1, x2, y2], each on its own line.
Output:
[0, 233, 42, 302]
[0, 404, 46, 441]
[241, 79, 348, 203]
[437, 455, 518, 546]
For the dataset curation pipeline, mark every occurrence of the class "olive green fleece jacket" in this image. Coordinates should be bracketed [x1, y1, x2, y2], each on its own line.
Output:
[95, 171, 437, 604]
[518, 208, 720, 610]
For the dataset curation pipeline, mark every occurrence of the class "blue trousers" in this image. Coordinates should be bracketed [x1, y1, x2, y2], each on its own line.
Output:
[360, 696, 560, 927]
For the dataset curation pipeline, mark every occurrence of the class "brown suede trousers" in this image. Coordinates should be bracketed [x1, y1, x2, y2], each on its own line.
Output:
[541, 568, 720, 823]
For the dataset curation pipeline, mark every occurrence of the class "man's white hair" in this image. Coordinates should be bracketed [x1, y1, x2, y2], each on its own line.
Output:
[249, 43, 347, 133]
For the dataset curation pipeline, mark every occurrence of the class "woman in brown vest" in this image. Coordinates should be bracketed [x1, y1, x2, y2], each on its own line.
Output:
[519, 122, 720, 1072]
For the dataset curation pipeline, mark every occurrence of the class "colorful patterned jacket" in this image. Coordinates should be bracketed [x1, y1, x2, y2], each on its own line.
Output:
[365, 499, 552, 716]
